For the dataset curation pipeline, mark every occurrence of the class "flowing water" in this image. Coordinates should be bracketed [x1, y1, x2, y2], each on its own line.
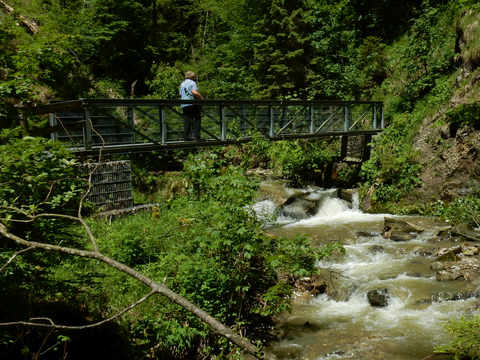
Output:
[255, 185, 480, 360]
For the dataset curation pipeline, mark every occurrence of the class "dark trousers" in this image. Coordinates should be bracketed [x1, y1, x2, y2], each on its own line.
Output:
[183, 105, 201, 140]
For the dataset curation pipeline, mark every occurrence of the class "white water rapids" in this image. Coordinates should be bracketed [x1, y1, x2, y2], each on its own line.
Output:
[253, 187, 480, 360]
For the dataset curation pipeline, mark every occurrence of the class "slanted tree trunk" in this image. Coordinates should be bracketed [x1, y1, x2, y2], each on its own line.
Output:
[0, 0, 39, 34]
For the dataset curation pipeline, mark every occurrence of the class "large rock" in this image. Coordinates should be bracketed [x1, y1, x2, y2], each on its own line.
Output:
[294, 275, 327, 297]
[431, 257, 480, 281]
[367, 288, 389, 307]
[431, 290, 480, 302]
[316, 269, 357, 302]
[279, 190, 334, 219]
[280, 194, 318, 219]
[452, 224, 480, 242]
[256, 181, 292, 206]
[383, 217, 424, 241]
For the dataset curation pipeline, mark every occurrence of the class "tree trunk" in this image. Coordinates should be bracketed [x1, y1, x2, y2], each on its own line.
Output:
[0, 0, 39, 34]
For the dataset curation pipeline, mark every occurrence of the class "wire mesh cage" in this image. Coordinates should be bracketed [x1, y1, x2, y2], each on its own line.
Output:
[82, 161, 134, 211]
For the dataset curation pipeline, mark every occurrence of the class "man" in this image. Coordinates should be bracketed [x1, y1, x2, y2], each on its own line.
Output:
[179, 71, 204, 141]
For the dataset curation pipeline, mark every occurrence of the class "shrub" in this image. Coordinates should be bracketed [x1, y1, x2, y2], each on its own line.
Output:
[445, 103, 480, 136]
[435, 315, 480, 359]
[267, 140, 337, 186]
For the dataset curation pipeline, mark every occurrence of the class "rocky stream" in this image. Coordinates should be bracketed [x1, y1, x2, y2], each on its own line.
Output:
[253, 181, 480, 360]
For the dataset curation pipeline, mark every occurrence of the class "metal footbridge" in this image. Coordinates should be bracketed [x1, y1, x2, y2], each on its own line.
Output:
[43, 99, 384, 154]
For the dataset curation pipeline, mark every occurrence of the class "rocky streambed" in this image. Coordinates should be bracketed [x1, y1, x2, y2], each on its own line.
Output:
[253, 182, 480, 360]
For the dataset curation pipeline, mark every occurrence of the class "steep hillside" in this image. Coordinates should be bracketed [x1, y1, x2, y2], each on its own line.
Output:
[415, 7, 480, 202]
[361, 3, 480, 214]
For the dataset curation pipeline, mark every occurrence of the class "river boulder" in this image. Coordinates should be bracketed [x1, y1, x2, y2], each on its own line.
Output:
[452, 224, 480, 242]
[367, 288, 389, 307]
[315, 269, 357, 302]
[279, 189, 337, 220]
[383, 217, 424, 241]
[294, 275, 327, 297]
[280, 193, 318, 219]
[431, 289, 480, 302]
[431, 254, 480, 281]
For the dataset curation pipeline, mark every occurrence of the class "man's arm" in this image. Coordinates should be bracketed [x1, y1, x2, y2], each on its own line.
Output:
[192, 89, 204, 100]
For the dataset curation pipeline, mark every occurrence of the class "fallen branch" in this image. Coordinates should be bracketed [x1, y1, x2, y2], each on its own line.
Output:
[0, 246, 35, 272]
[0, 290, 156, 330]
[0, 0, 39, 34]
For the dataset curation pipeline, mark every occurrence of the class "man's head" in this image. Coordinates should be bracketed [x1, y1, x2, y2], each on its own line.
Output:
[185, 71, 196, 80]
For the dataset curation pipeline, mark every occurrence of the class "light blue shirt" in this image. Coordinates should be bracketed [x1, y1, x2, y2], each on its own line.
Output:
[179, 79, 198, 108]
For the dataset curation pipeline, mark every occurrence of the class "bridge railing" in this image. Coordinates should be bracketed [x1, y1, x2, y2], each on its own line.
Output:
[46, 99, 383, 152]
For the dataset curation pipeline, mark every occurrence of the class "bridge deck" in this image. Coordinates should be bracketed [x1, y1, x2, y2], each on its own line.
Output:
[42, 99, 384, 154]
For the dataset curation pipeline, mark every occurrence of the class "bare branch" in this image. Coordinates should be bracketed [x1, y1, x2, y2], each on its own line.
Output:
[0, 290, 156, 330]
[0, 208, 99, 252]
[0, 246, 36, 272]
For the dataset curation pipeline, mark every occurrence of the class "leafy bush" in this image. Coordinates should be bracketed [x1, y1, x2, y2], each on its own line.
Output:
[267, 140, 337, 186]
[446, 103, 480, 135]
[430, 196, 480, 227]
[435, 315, 480, 360]
[0, 135, 86, 239]
[361, 115, 423, 204]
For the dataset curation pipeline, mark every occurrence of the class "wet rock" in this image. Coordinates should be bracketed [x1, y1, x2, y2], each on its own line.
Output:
[430, 261, 445, 271]
[434, 245, 463, 261]
[315, 269, 357, 302]
[280, 192, 319, 219]
[367, 288, 389, 307]
[413, 246, 434, 256]
[368, 245, 385, 254]
[257, 181, 291, 206]
[356, 231, 381, 237]
[431, 290, 480, 302]
[383, 217, 424, 241]
[434, 244, 480, 261]
[434, 257, 480, 281]
[452, 224, 480, 242]
[463, 245, 480, 256]
[390, 232, 417, 241]
[415, 298, 432, 305]
[406, 272, 424, 278]
[294, 275, 327, 297]
[339, 188, 356, 203]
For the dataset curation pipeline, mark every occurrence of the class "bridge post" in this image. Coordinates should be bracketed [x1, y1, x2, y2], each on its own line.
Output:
[83, 106, 92, 150]
[269, 105, 274, 138]
[343, 104, 350, 131]
[362, 134, 372, 161]
[220, 104, 226, 141]
[340, 135, 348, 159]
[373, 103, 377, 129]
[160, 106, 166, 145]
[380, 103, 384, 129]
[49, 113, 58, 141]
[128, 106, 136, 144]
[309, 105, 314, 134]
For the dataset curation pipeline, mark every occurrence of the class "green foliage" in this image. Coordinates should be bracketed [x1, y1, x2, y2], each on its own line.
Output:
[0, 136, 86, 235]
[147, 64, 184, 99]
[430, 196, 480, 227]
[361, 114, 423, 204]
[182, 150, 259, 204]
[267, 140, 337, 186]
[446, 103, 480, 134]
[435, 315, 480, 360]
